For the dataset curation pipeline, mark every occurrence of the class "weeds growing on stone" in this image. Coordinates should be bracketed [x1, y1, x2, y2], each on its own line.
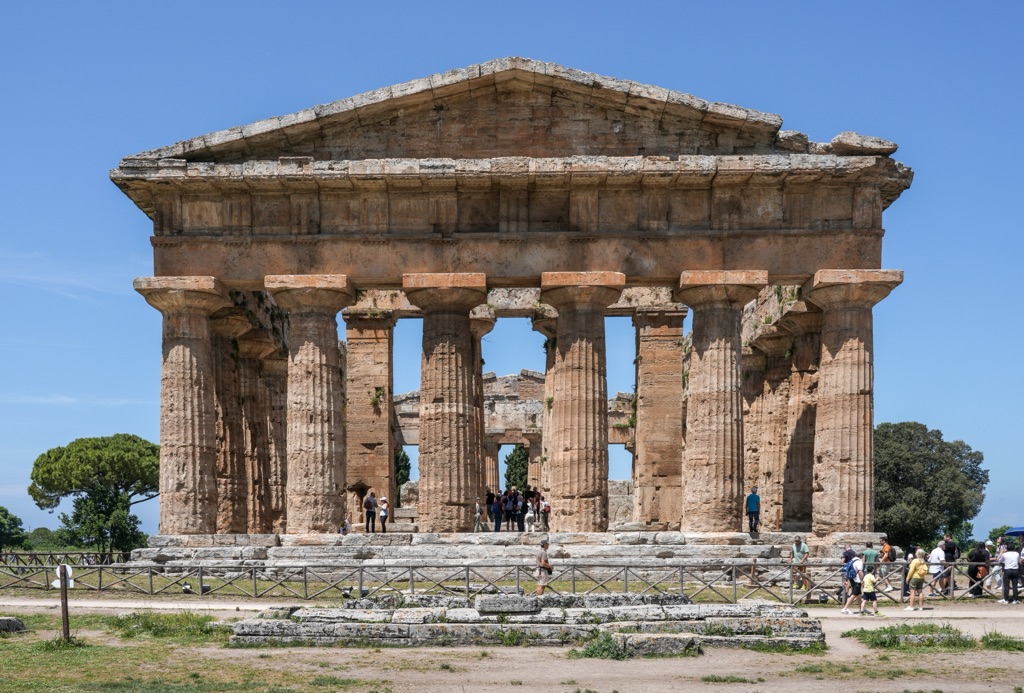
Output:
[750, 640, 826, 654]
[107, 611, 228, 643]
[566, 631, 628, 660]
[842, 623, 975, 650]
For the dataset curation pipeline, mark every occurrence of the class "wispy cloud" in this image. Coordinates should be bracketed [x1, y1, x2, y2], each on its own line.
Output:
[0, 247, 130, 300]
[0, 393, 156, 407]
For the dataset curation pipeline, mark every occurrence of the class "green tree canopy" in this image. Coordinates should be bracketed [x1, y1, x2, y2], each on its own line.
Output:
[503, 444, 529, 492]
[29, 434, 159, 510]
[874, 422, 988, 550]
[394, 449, 411, 507]
[0, 506, 27, 552]
[28, 434, 158, 554]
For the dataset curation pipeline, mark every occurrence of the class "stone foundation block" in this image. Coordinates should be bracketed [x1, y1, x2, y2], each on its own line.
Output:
[388, 608, 446, 624]
[0, 617, 25, 633]
[474, 595, 539, 613]
[292, 608, 391, 623]
[613, 632, 701, 656]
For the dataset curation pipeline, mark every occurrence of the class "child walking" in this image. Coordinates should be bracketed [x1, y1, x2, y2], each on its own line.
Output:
[861, 566, 882, 616]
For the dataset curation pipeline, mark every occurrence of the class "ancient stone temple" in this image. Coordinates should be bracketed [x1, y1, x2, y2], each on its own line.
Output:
[114, 58, 912, 538]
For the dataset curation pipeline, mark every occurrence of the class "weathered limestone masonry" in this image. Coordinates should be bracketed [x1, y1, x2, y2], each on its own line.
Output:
[115, 58, 911, 538]
[231, 597, 822, 651]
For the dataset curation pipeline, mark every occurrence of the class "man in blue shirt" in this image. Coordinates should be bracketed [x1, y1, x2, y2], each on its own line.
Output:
[745, 486, 760, 532]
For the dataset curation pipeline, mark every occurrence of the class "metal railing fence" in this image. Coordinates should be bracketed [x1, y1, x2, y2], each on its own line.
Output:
[0, 559, 1009, 604]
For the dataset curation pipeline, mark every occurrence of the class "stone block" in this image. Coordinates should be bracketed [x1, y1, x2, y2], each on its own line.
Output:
[474, 594, 540, 613]
[390, 608, 446, 624]
[0, 617, 25, 633]
[613, 632, 701, 657]
[292, 608, 391, 623]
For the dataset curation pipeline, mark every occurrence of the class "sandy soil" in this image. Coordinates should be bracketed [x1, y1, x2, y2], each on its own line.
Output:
[4, 597, 1024, 692]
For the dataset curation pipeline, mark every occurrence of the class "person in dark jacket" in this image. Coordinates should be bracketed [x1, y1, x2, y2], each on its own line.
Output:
[967, 541, 991, 597]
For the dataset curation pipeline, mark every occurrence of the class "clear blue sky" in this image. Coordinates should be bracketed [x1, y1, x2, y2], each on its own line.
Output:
[1, 2, 1020, 537]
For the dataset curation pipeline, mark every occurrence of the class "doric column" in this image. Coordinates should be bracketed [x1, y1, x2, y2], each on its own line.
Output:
[531, 308, 558, 497]
[483, 438, 501, 493]
[804, 269, 902, 533]
[238, 331, 277, 534]
[265, 275, 353, 533]
[540, 271, 625, 532]
[632, 308, 687, 529]
[262, 350, 289, 533]
[740, 346, 766, 506]
[135, 277, 230, 535]
[524, 431, 544, 490]
[750, 327, 795, 532]
[210, 313, 253, 534]
[403, 273, 487, 532]
[342, 310, 397, 527]
[675, 270, 767, 531]
[470, 306, 496, 502]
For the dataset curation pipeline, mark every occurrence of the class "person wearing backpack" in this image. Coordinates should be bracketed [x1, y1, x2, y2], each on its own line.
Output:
[363, 492, 377, 533]
[878, 535, 898, 592]
[840, 553, 865, 614]
[905, 548, 929, 611]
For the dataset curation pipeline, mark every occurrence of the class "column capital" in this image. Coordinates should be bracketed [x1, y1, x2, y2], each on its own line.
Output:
[802, 269, 903, 310]
[343, 309, 397, 328]
[531, 305, 558, 338]
[675, 270, 768, 308]
[210, 312, 252, 340]
[403, 273, 487, 312]
[751, 324, 794, 358]
[265, 274, 354, 313]
[262, 349, 289, 376]
[540, 271, 625, 309]
[470, 305, 496, 339]
[135, 276, 230, 315]
[238, 330, 278, 360]
[776, 300, 823, 335]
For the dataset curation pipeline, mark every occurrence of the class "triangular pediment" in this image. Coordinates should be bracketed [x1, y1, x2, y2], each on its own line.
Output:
[127, 58, 788, 163]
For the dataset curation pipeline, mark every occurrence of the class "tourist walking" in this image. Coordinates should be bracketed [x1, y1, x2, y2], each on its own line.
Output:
[998, 541, 1021, 604]
[363, 492, 377, 533]
[841, 552, 865, 614]
[966, 541, 990, 597]
[524, 501, 536, 532]
[987, 538, 1004, 592]
[378, 496, 389, 533]
[861, 566, 881, 616]
[492, 496, 503, 532]
[504, 492, 515, 531]
[878, 535, 897, 591]
[905, 548, 929, 611]
[941, 533, 961, 595]
[473, 497, 482, 533]
[516, 493, 526, 532]
[745, 486, 760, 532]
[485, 488, 495, 524]
[540, 497, 550, 531]
[536, 539, 553, 595]
[927, 543, 945, 596]
[792, 536, 809, 590]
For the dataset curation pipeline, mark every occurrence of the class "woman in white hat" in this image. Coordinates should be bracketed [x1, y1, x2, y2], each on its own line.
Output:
[378, 496, 389, 533]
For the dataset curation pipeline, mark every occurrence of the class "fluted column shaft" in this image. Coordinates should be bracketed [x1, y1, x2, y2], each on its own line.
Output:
[675, 271, 767, 531]
[532, 313, 557, 497]
[267, 275, 353, 533]
[804, 270, 902, 533]
[238, 334, 276, 534]
[541, 272, 624, 532]
[470, 308, 496, 503]
[343, 312, 397, 525]
[262, 353, 289, 533]
[136, 277, 229, 535]
[525, 432, 544, 490]
[210, 314, 252, 534]
[483, 439, 501, 493]
[632, 309, 687, 528]
[404, 273, 487, 532]
[749, 329, 795, 532]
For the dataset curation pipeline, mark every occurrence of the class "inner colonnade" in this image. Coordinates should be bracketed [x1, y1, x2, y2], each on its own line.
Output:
[115, 58, 912, 539]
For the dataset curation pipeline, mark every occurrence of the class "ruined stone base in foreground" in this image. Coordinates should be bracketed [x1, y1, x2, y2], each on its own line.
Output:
[135, 531, 878, 566]
[230, 596, 824, 651]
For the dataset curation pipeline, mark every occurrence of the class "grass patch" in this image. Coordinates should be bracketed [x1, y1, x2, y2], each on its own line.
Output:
[567, 631, 628, 660]
[842, 623, 975, 650]
[981, 631, 1024, 651]
[750, 640, 827, 654]
[701, 674, 763, 683]
[309, 675, 361, 688]
[107, 611, 229, 643]
[36, 634, 88, 651]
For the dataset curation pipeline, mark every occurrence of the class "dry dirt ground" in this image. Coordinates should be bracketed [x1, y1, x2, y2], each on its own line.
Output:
[4, 597, 1024, 693]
